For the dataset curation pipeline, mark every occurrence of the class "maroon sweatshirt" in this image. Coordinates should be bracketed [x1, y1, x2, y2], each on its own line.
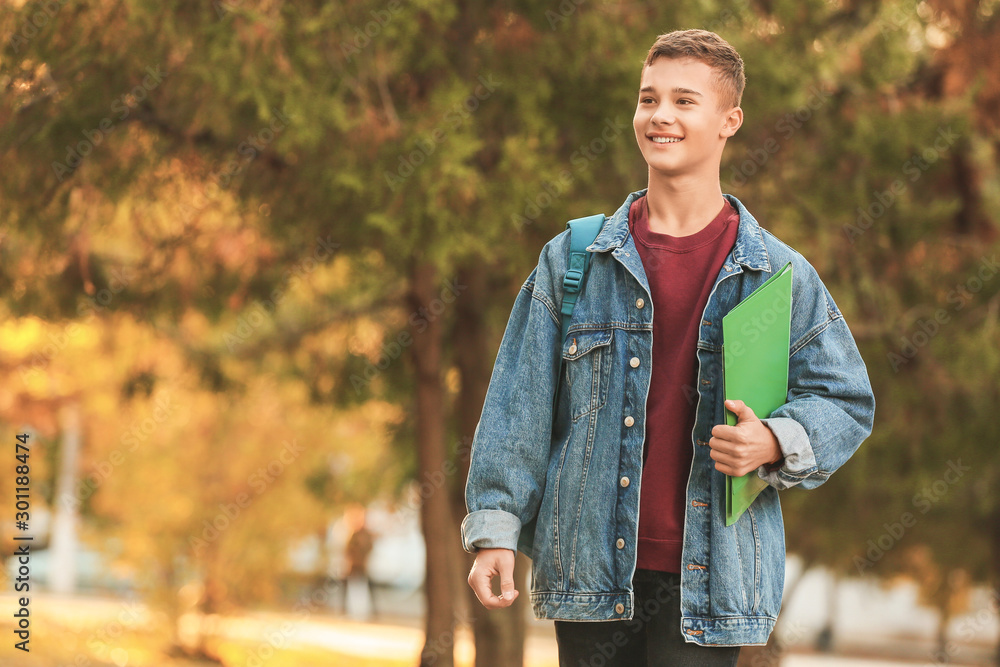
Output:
[628, 194, 740, 573]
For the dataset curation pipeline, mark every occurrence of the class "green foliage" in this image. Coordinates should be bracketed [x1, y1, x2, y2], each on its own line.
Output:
[1, 0, 998, 630]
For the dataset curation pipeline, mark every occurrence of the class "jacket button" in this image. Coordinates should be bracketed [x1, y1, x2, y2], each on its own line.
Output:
[620, 476, 630, 487]
[629, 356, 640, 368]
[568, 343, 577, 354]
[635, 298, 645, 309]
[615, 603, 625, 614]
[616, 538, 625, 549]
[624, 416, 634, 427]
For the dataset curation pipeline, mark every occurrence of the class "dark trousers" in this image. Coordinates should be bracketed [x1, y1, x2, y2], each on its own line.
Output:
[554, 569, 742, 667]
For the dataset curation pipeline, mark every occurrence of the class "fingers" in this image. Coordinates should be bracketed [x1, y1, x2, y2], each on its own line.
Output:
[709, 445, 736, 475]
[708, 429, 745, 460]
[713, 459, 751, 476]
[468, 548, 519, 610]
[709, 439, 755, 476]
[725, 399, 759, 423]
[498, 554, 517, 603]
[711, 424, 745, 443]
[711, 427, 753, 460]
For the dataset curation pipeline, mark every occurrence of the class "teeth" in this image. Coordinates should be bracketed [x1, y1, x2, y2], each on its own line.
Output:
[651, 136, 681, 143]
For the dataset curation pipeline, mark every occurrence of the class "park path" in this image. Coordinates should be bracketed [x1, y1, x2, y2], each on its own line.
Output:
[0, 592, 986, 666]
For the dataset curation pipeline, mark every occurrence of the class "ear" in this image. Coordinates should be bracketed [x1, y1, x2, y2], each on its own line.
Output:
[720, 106, 743, 138]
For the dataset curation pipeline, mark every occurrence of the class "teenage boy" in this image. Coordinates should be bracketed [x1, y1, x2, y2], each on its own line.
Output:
[461, 29, 875, 666]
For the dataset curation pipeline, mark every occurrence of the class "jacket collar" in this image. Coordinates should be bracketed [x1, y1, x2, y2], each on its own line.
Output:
[587, 187, 772, 273]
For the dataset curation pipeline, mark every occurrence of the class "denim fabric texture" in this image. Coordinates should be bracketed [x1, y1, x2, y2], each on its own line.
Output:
[555, 569, 741, 666]
[461, 188, 876, 646]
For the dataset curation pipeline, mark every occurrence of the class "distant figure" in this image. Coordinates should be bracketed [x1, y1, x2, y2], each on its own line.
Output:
[343, 504, 376, 620]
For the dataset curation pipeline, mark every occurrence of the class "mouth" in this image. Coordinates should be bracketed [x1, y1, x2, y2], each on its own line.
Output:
[647, 134, 683, 144]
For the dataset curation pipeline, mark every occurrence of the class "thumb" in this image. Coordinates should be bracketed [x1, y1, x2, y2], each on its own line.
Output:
[725, 399, 758, 423]
[499, 555, 518, 601]
[500, 578, 518, 601]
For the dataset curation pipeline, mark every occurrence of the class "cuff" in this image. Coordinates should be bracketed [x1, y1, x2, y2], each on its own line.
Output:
[756, 417, 819, 490]
[460, 509, 522, 554]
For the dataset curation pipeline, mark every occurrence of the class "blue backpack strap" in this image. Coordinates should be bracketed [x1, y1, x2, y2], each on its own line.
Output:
[553, 213, 606, 424]
[560, 214, 606, 343]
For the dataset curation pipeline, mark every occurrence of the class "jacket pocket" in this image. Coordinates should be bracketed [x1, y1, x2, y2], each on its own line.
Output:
[561, 329, 613, 422]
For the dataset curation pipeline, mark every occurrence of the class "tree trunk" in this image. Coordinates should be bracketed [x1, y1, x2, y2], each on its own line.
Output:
[410, 259, 457, 667]
[450, 265, 528, 667]
[993, 504, 1000, 666]
[459, 550, 529, 667]
[921, 0, 1000, 244]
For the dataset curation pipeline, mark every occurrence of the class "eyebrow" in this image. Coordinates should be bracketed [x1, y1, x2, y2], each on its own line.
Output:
[639, 86, 704, 97]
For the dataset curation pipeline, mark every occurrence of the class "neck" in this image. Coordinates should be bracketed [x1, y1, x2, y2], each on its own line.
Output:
[643, 171, 726, 237]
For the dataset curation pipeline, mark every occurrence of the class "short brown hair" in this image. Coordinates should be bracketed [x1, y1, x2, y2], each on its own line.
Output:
[642, 29, 745, 111]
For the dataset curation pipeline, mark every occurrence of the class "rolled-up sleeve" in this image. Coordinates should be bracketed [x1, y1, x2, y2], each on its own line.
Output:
[462, 241, 565, 554]
[756, 269, 876, 491]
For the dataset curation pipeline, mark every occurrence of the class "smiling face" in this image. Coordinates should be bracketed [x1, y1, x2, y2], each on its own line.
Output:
[633, 56, 742, 181]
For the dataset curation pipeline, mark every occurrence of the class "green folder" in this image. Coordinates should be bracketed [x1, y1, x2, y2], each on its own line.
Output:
[722, 261, 793, 526]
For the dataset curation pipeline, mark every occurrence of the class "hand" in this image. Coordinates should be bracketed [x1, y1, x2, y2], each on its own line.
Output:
[468, 547, 518, 609]
[709, 400, 783, 477]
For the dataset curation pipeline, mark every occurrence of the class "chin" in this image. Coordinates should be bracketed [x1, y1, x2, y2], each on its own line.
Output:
[647, 158, 682, 173]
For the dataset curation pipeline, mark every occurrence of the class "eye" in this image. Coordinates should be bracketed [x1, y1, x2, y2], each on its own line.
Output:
[640, 97, 654, 104]
[677, 98, 694, 105]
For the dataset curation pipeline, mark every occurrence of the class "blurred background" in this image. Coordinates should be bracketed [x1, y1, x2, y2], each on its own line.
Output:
[1, 0, 999, 665]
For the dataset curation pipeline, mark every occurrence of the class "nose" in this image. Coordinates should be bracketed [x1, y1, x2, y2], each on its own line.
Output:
[650, 102, 675, 126]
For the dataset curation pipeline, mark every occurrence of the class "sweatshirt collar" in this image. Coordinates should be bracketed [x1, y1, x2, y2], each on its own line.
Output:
[587, 188, 772, 273]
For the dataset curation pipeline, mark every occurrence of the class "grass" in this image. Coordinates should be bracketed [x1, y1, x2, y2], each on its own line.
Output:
[0, 630, 424, 667]
[0, 612, 485, 667]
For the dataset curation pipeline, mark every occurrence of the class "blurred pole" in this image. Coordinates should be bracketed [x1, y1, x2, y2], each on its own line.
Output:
[815, 569, 837, 652]
[50, 400, 81, 594]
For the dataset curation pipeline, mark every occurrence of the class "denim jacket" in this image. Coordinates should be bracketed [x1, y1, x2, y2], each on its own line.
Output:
[461, 188, 875, 646]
